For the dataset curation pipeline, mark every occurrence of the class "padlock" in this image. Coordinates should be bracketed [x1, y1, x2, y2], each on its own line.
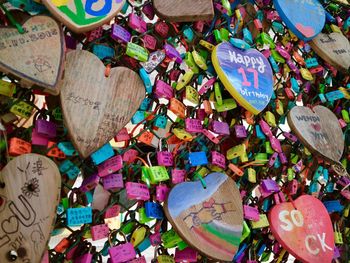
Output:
[98, 155, 123, 177]
[35, 118, 56, 138]
[31, 128, 49, 146]
[125, 182, 150, 201]
[155, 21, 169, 38]
[171, 169, 186, 184]
[157, 139, 173, 167]
[131, 225, 149, 247]
[126, 41, 149, 62]
[145, 201, 164, 220]
[211, 120, 230, 135]
[234, 124, 247, 138]
[211, 151, 226, 169]
[108, 230, 136, 263]
[164, 43, 182, 64]
[91, 223, 109, 241]
[188, 151, 208, 166]
[174, 247, 197, 262]
[111, 24, 131, 43]
[185, 85, 199, 105]
[334, 223, 343, 244]
[80, 173, 100, 192]
[244, 205, 260, 221]
[102, 173, 124, 191]
[152, 246, 175, 263]
[169, 98, 186, 118]
[161, 229, 182, 249]
[150, 232, 162, 247]
[59, 160, 80, 180]
[175, 71, 194, 90]
[9, 137, 31, 156]
[128, 13, 147, 33]
[185, 118, 203, 133]
[156, 184, 170, 202]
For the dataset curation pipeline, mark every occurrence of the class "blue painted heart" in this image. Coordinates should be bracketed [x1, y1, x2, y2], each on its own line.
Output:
[212, 42, 273, 114]
[273, 0, 325, 41]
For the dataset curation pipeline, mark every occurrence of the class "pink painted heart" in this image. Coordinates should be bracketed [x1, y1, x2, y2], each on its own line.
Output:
[268, 195, 334, 263]
[311, 123, 321, 132]
[296, 23, 315, 38]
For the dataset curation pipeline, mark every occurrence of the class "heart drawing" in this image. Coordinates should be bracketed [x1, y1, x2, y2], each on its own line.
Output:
[164, 172, 243, 261]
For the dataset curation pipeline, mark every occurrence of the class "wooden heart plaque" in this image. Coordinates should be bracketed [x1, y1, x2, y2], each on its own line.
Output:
[269, 195, 334, 263]
[0, 15, 64, 93]
[165, 173, 243, 261]
[288, 105, 344, 163]
[310, 32, 350, 72]
[60, 50, 145, 158]
[0, 154, 61, 263]
[42, 0, 126, 33]
[152, 0, 214, 22]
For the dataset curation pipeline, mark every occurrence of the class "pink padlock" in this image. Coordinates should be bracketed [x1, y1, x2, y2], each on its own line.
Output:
[114, 128, 130, 142]
[268, 152, 278, 167]
[103, 173, 124, 191]
[171, 169, 186, 184]
[211, 151, 226, 169]
[143, 34, 157, 50]
[198, 78, 216, 95]
[128, 256, 147, 263]
[278, 152, 288, 164]
[35, 119, 57, 138]
[283, 132, 298, 142]
[258, 119, 273, 137]
[142, 2, 155, 20]
[105, 205, 120, 219]
[196, 109, 206, 121]
[41, 251, 49, 263]
[287, 179, 298, 195]
[149, 232, 161, 246]
[98, 155, 123, 178]
[185, 118, 203, 133]
[74, 253, 93, 263]
[156, 184, 170, 202]
[155, 80, 174, 99]
[269, 136, 282, 153]
[157, 139, 173, 167]
[91, 224, 109, 241]
[80, 174, 100, 192]
[211, 120, 230, 135]
[275, 45, 291, 60]
[123, 149, 139, 163]
[125, 182, 150, 201]
[128, 13, 147, 34]
[174, 247, 198, 262]
[202, 129, 220, 144]
[109, 242, 136, 263]
[243, 205, 260, 221]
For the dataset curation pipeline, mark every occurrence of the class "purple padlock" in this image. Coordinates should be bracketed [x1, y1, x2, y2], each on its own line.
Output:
[155, 80, 174, 99]
[234, 125, 247, 138]
[111, 24, 131, 43]
[211, 120, 230, 135]
[261, 179, 280, 193]
[275, 45, 291, 59]
[125, 182, 150, 201]
[98, 155, 123, 178]
[109, 242, 136, 263]
[80, 174, 100, 192]
[211, 151, 226, 169]
[269, 136, 282, 153]
[164, 44, 183, 64]
[243, 205, 260, 221]
[35, 119, 57, 138]
[278, 152, 288, 164]
[142, 2, 155, 20]
[185, 118, 203, 133]
[128, 13, 147, 34]
[103, 173, 124, 191]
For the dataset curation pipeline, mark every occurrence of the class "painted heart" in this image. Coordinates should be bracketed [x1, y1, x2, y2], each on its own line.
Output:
[0, 15, 64, 93]
[152, 0, 214, 22]
[60, 50, 145, 158]
[269, 195, 334, 263]
[165, 173, 243, 261]
[310, 32, 350, 72]
[273, 0, 325, 41]
[0, 154, 61, 263]
[212, 42, 273, 114]
[42, 0, 126, 33]
[288, 105, 344, 163]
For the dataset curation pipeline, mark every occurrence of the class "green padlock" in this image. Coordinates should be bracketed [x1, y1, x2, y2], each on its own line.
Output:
[126, 42, 149, 62]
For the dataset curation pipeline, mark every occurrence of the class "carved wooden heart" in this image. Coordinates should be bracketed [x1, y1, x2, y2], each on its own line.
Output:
[152, 0, 214, 22]
[310, 32, 350, 72]
[42, 0, 126, 33]
[0, 15, 64, 94]
[269, 195, 334, 263]
[165, 173, 243, 261]
[288, 105, 344, 163]
[60, 50, 145, 158]
[0, 154, 61, 263]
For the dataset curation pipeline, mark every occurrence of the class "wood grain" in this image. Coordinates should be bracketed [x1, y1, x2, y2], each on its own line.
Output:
[287, 105, 344, 163]
[310, 32, 350, 72]
[0, 15, 64, 94]
[0, 154, 61, 263]
[42, 0, 126, 33]
[164, 173, 243, 262]
[60, 50, 145, 158]
[152, 0, 214, 22]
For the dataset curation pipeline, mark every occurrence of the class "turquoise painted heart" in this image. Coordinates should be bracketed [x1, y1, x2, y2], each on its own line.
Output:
[212, 42, 273, 114]
[273, 0, 325, 41]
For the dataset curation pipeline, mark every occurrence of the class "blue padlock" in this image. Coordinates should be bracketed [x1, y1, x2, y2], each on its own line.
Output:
[188, 152, 208, 166]
[145, 202, 164, 220]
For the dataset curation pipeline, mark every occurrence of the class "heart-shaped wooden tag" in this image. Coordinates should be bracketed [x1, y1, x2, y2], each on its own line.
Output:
[165, 173, 243, 261]
[288, 105, 344, 163]
[273, 0, 325, 41]
[269, 195, 334, 263]
[0, 15, 64, 94]
[310, 32, 350, 72]
[152, 0, 214, 22]
[0, 154, 61, 263]
[212, 42, 274, 114]
[60, 50, 145, 158]
[42, 0, 125, 33]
